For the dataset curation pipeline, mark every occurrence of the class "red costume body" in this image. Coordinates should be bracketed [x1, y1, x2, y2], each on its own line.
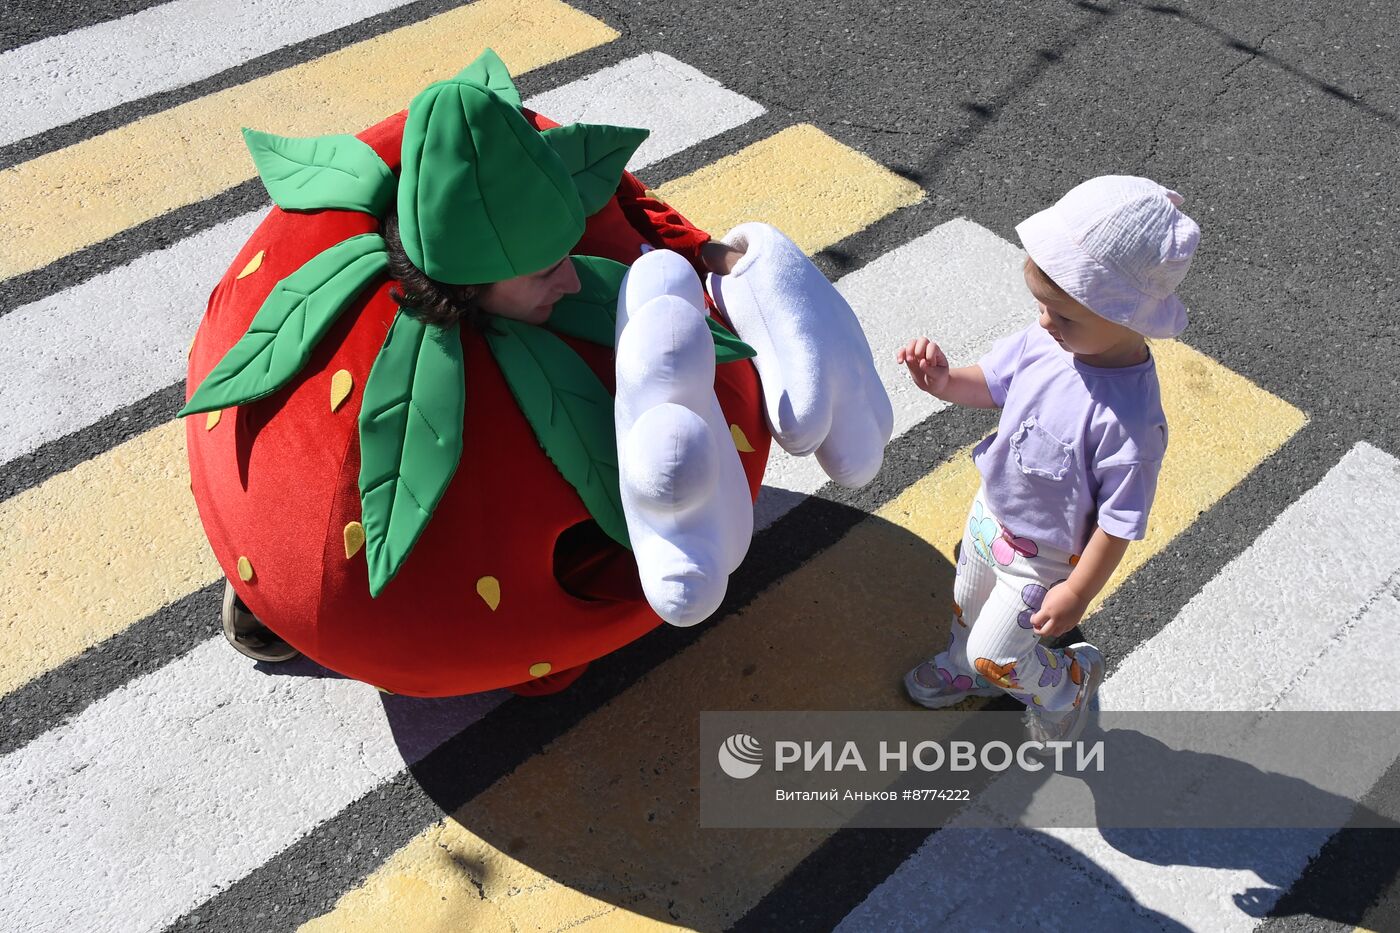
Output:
[187, 109, 771, 696]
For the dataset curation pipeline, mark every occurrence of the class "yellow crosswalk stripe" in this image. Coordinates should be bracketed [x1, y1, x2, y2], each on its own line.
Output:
[299, 341, 1305, 931]
[0, 421, 218, 697]
[0, 0, 617, 281]
[1098, 340, 1306, 605]
[654, 124, 923, 253]
[0, 125, 921, 701]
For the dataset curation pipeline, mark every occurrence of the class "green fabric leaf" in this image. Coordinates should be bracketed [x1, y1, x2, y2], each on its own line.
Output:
[546, 254, 756, 363]
[485, 320, 630, 550]
[539, 123, 650, 216]
[242, 129, 395, 217]
[707, 318, 757, 362]
[357, 311, 467, 597]
[179, 234, 388, 416]
[397, 80, 584, 284]
[452, 48, 521, 109]
[545, 256, 628, 346]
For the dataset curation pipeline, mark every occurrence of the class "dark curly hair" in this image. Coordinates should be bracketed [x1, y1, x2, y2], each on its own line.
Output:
[383, 210, 487, 330]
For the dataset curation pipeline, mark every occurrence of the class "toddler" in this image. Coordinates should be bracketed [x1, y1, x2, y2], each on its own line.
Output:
[897, 175, 1200, 742]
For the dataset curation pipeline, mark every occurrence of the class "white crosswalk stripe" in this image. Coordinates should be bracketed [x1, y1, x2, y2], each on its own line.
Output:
[527, 52, 765, 169]
[0, 0, 423, 146]
[836, 441, 1400, 933]
[0, 639, 504, 933]
[0, 214, 259, 463]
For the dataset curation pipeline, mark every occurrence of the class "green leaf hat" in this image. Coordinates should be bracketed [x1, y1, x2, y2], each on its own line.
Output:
[398, 50, 650, 285]
[397, 79, 584, 284]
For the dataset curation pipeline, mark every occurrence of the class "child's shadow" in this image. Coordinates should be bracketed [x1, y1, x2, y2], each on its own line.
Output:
[962, 717, 1400, 925]
[1083, 724, 1400, 922]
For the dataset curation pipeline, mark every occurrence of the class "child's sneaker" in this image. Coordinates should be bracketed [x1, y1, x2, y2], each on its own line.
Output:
[1023, 643, 1105, 745]
[904, 660, 1001, 709]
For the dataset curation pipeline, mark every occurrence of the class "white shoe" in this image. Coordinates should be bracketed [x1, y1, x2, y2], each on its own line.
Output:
[904, 660, 1001, 709]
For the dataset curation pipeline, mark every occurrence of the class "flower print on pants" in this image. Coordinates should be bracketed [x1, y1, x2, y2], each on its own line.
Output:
[991, 529, 1038, 566]
[969, 503, 999, 563]
[1035, 643, 1065, 687]
[1032, 645, 1088, 706]
[974, 657, 1020, 691]
[1016, 579, 1067, 629]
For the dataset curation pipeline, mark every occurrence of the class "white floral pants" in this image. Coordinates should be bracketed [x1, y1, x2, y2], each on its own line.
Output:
[929, 486, 1092, 712]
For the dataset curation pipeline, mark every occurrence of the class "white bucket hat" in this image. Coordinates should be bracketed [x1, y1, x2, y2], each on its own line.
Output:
[1016, 175, 1200, 339]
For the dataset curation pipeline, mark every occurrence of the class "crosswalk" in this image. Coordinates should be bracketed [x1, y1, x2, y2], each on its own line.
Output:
[842, 443, 1400, 932]
[0, 0, 614, 279]
[2, 1, 1394, 931]
[0, 0, 429, 144]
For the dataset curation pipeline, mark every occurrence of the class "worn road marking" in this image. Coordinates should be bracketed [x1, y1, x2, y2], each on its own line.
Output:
[0, 0, 616, 280]
[1, 0, 428, 146]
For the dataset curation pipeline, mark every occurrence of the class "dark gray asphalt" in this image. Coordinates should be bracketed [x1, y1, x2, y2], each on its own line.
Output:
[611, 1, 1400, 927]
[8, 0, 1398, 930]
[0, 0, 167, 52]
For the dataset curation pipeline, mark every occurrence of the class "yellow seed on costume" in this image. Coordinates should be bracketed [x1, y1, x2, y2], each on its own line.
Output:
[476, 576, 501, 611]
[236, 556, 254, 582]
[205, 410, 221, 430]
[730, 424, 756, 453]
[528, 662, 552, 678]
[330, 369, 354, 412]
[236, 250, 265, 279]
[1069, 554, 1080, 567]
[343, 521, 365, 559]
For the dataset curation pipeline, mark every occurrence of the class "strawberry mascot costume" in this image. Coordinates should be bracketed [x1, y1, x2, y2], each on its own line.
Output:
[183, 50, 894, 697]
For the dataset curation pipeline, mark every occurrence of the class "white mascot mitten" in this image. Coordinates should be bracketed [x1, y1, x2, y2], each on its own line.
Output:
[708, 223, 894, 487]
[615, 249, 753, 627]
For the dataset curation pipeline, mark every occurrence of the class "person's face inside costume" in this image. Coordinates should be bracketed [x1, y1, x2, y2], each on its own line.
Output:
[476, 255, 582, 325]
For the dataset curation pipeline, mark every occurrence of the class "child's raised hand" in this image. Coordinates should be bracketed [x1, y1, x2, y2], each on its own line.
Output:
[1030, 583, 1088, 639]
[896, 337, 950, 397]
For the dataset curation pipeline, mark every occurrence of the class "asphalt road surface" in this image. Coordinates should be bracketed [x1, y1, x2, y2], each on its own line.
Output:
[1, 1, 1397, 930]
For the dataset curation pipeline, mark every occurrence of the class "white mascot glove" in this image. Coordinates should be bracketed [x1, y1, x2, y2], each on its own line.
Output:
[614, 249, 753, 627]
[708, 223, 894, 487]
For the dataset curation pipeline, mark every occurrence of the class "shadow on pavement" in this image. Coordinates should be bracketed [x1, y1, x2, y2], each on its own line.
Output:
[350, 497, 1391, 931]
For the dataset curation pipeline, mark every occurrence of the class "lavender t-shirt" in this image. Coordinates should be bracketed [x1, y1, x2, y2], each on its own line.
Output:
[972, 323, 1167, 555]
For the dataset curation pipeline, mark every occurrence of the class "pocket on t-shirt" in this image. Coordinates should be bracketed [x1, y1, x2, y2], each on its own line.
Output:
[1009, 417, 1074, 481]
